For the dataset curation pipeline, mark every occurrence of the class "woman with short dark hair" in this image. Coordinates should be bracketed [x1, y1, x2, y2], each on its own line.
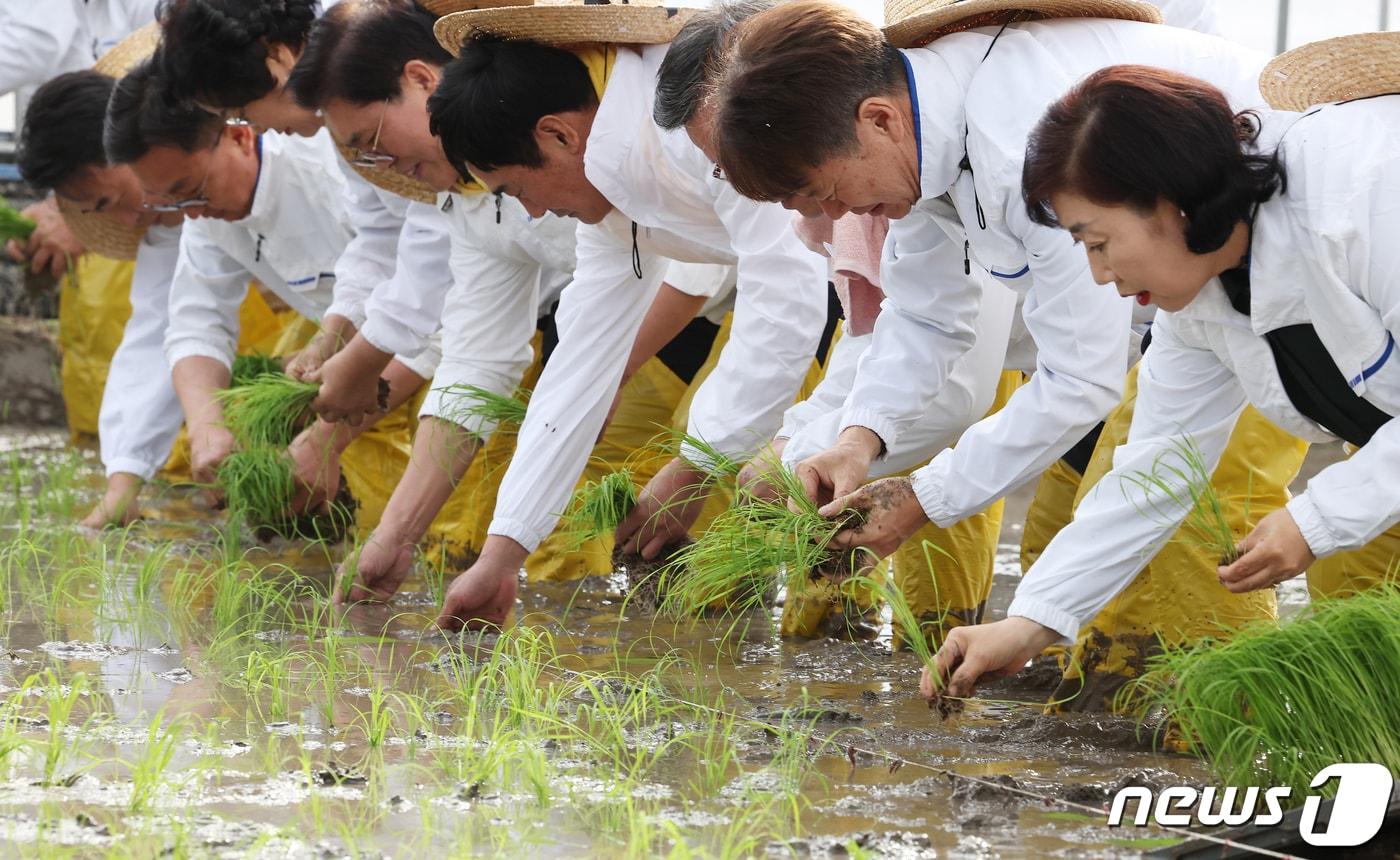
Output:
[935, 43, 1400, 698]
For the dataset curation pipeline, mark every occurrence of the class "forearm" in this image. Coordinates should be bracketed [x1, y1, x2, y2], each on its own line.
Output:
[623, 283, 706, 386]
[375, 416, 483, 544]
[171, 356, 232, 437]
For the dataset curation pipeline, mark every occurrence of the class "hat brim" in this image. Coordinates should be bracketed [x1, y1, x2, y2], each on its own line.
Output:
[56, 197, 143, 261]
[419, 0, 534, 14]
[93, 21, 162, 79]
[333, 143, 440, 205]
[435, 5, 695, 55]
[883, 0, 1161, 49]
[1260, 32, 1400, 112]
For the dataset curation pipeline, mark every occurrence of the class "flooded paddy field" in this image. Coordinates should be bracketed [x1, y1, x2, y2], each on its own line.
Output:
[0, 430, 1228, 858]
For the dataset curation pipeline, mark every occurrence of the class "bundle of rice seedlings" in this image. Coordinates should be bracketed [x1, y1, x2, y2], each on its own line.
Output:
[216, 373, 321, 448]
[434, 383, 529, 436]
[1124, 586, 1400, 796]
[229, 353, 283, 389]
[561, 469, 639, 546]
[217, 447, 356, 542]
[0, 198, 36, 244]
[656, 463, 862, 618]
[1120, 435, 1239, 564]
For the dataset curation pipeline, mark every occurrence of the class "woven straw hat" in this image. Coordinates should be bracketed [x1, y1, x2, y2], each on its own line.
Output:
[435, 0, 696, 55]
[1260, 31, 1400, 112]
[883, 0, 1160, 49]
[419, 0, 534, 14]
[54, 22, 165, 260]
[333, 142, 440, 204]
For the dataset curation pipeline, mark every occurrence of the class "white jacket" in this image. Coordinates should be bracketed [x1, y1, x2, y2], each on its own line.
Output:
[0, 0, 156, 97]
[164, 131, 434, 378]
[1010, 100, 1400, 641]
[97, 223, 183, 479]
[487, 44, 828, 553]
[844, 20, 1266, 528]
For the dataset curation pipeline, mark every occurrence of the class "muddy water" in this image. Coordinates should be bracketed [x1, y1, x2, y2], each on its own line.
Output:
[0, 431, 1226, 858]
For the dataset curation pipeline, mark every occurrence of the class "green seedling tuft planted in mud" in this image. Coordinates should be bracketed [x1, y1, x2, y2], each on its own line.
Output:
[216, 373, 320, 448]
[127, 713, 185, 813]
[1124, 584, 1400, 796]
[1121, 435, 1240, 564]
[435, 384, 530, 436]
[217, 447, 295, 527]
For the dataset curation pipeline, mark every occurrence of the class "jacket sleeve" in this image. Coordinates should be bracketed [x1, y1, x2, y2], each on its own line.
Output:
[418, 215, 542, 440]
[98, 225, 184, 479]
[0, 4, 79, 95]
[778, 329, 869, 442]
[680, 188, 828, 472]
[359, 200, 456, 360]
[911, 201, 1130, 525]
[839, 203, 985, 449]
[163, 222, 251, 371]
[1005, 314, 1246, 641]
[488, 221, 666, 552]
[323, 165, 409, 327]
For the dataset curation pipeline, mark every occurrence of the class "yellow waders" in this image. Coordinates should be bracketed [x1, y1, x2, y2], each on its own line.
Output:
[1039, 364, 1309, 711]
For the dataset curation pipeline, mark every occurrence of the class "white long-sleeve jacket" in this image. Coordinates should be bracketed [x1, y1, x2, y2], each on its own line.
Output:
[1011, 100, 1400, 641]
[843, 20, 1266, 528]
[97, 223, 183, 479]
[0, 0, 156, 97]
[486, 44, 827, 553]
[164, 131, 434, 378]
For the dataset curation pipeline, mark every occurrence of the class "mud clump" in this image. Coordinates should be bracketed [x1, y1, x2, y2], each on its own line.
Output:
[612, 539, 693, 610]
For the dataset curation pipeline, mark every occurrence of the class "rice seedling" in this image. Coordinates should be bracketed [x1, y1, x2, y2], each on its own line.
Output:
[238, 650, 297, 723]
[1120, 435, 1240, 564]
[19, 670, 94, 786]
[215, 373, 320, 449]
[656, 461, 863, 619]
[217, 447, 294, 524]
[1124, 585, 1400, 797]
[229, 353, 284, 388]
[560, 468, 639, 546]
[126, 713, 185, 813]
[655, 429, 745, 480]
[0, 197, 35, 244]
[434, 384, 530, 437]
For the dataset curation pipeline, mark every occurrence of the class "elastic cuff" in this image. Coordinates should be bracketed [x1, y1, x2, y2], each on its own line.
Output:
[360, 315, 427, 360]
[486, 517, 545, 555]
[324, 300, 368, 330]
[166, 342, 233, 370]
[839, 407, 896, 456]
[104, 457, 160, 481]
[1287, 492, 1340, 558]
[910, 456, 956, 527]
[1004, 596, 1079, 644]
[396, 348, 439, 381]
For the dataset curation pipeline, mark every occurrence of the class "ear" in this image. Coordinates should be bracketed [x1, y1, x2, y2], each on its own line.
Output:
[265, 42, 299, 80]
[855, 96, 907, 145]
[402, 59, 441, 97]
[534, 115, 584, 155]
[226, 122, 259, 155]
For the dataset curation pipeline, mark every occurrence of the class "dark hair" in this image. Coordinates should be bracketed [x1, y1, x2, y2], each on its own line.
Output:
[654, 0, 774, 131]
[17, 71, 116, 191]
[711, 0, 903, 201]
[1022, 65, 1286, 255]
[286, 0, 451, 109]
[428, 35, 597, 173]
[156, 0, 319, 108]
[105, 58, 222, 164]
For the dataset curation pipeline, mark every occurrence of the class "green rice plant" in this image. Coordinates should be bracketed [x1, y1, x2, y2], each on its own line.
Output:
[20, 670, 93, 786]
[656, 460, 862, 618]
[0, 197, 35, 244]
[434, 384, 530, 437]
[126, 713, 185, 813]
[238, 650, 296, 723]
[229, 353, 283, 388]
[1120, 435, 1240, 564]
[653, 429, 746, 480]
[1124, 585, 1400, 796]
[559, 468, 639, 547]
[215, 373, 320, 448]
[217, 447, 296, 528]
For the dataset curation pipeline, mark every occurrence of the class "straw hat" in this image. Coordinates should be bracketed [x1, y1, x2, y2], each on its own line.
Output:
[434, 0, 697, 55]
[54, 22, 166, 260]
[1260, 31, 1400, 113]
[883, 0, 1161, 49]
[333, 143, 440, 204]
[418, 0, 533, 14]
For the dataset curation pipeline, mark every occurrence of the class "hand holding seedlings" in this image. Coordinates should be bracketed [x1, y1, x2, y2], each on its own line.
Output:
[307, 336, 394, 425]
[434, 536, 526, 632]
[1217, 507, 1315, 593]
[617, 457, 712, 559]
[334, 533, 416, 606]
[4, 197, 81, 279]
[927, 617, 1062, 700]
[825, 476, 929, 558]
[795, 426, 883, 508]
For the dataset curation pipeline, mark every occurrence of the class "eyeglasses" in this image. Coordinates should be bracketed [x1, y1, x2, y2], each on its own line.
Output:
[143, 124, 227, 213]
[351, 99, 396, 169]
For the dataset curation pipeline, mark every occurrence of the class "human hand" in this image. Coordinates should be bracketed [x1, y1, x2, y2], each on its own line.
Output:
[615, 457, 711, 559]
[1217, 507, 1315, 593]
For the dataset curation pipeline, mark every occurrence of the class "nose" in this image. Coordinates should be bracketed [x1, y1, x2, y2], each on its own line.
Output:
[817, 199, 850, 220]
[781, 196, 823, 219]
[520, 199, 549, 219]
[1087, 256, 1116, 286]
